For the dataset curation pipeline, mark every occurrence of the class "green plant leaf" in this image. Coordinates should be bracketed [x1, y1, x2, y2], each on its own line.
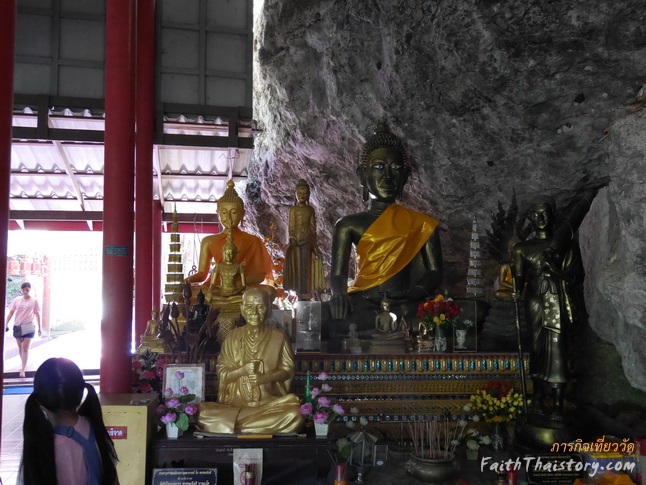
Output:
[176, 412, 189, 431]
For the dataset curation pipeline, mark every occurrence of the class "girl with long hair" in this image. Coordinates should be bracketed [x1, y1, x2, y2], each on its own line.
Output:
[19, 358, 119, 485]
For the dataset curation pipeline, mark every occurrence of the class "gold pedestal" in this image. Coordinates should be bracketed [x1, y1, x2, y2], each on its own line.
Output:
[213, 300, 243, 344]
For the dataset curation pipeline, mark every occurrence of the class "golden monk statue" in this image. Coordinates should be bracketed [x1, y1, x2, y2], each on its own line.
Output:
[186, 180, 274, 290]
[208, 233, 247, 301]
[330, 125, 443, 332]
[284, 179, 325, 300]
[196, 287, 304, 434]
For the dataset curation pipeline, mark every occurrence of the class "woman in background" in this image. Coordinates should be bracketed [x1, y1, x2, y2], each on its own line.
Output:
[4, 281, 42, 378]
[19, 358, 119, 485]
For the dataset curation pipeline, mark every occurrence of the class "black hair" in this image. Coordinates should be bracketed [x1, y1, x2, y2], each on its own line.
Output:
[20, 282, 31, 289]
[20, 358, 118, 485]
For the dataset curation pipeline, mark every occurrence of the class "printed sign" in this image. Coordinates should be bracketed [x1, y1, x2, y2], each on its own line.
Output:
[152, 468, 217, 485]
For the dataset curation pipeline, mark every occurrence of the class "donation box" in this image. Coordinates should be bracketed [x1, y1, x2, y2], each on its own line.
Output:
[100, 393, 159, 485]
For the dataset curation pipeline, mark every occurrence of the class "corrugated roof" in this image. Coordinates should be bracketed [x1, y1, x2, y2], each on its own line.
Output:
[10, 107, 254, 228]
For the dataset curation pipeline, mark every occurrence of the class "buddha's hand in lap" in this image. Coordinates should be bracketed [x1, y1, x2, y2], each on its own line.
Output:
[330, 293, 352, 320]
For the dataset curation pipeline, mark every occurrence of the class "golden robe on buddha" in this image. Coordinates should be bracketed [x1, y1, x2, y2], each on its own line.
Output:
[193, 227, 274, 286]
[196, 325, 304, 434]
[348, 204, 439, 293]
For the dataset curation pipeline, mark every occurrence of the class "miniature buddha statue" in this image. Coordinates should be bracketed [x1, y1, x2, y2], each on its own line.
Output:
[185, 180, 274, 290]
[138, 310, 167, 353]
[207, 233, 247, 301]
[284, 179, 325, 300]
[494, 233, 521, 301]
[372, 296, 404, 340]
[196, 287, 304, 434]
[329, 124, 443, 333]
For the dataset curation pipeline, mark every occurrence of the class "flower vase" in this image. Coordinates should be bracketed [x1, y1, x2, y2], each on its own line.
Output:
[165, 422, 183, 440]
[491, 422, 504, 450]
[434, 326, 447, 352]
[466, 448, 479, 460]
[455, 329, 467, 349]
[314, 422, 329, 438]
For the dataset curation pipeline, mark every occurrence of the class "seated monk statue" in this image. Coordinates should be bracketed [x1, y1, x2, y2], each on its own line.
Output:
[196, 287, 304, 434]
[207, 233, 246, 302]
[330, 124, 443, 333]
[186, 179, 274, 291]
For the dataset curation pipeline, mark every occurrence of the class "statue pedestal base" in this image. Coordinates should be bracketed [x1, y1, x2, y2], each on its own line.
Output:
[513, 413, 579, 453]
[367, 339, 407, 354]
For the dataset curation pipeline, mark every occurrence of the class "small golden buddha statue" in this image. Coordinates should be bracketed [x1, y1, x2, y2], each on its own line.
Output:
[196, 287, 304, 434]
[138, 310, 167, 353]
[208, 232, 247, 301]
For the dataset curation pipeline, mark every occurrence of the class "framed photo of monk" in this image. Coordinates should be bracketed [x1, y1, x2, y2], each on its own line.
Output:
[162, 364, 206, 403]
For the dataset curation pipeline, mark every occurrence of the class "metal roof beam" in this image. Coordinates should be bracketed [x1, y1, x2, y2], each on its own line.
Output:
[52, 140, 86, 211]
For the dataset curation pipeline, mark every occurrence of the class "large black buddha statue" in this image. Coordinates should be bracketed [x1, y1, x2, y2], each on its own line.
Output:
[329, 125, 443, 333]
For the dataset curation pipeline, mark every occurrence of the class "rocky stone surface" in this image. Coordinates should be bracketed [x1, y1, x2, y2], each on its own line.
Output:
[248, 0, 646, 400]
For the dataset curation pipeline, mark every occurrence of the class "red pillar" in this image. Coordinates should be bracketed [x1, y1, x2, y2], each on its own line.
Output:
[101, 0, 136, 393]
[153, 204, 163, 311]
[0, 0, 16, 441]
[134, 0, 156, 339]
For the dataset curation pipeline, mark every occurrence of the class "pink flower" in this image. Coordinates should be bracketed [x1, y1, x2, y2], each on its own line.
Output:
[180, 386, 189, 395]
[318, 372, 329, 380]
[332, 403, 346, 416]
[138, 383, 152, 393]
[321, 383, 332, 392]
[141, 370, 156, 380]
[313, 411, 329, 424]
[160, 412, 176, 424]
[175, 371, 185, 379]
[299, 403, 313, 416]
[184, 403, 198, 416]
[166, 398, 180, 408]
[155, 367, 164, 377]
[311, 387, 322, 397]
[317, 396, 331, 409]
[163, 387, 174, 398]
[156, 404, 166, 415]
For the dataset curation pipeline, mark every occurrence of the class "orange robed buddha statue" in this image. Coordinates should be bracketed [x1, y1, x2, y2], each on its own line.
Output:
[329, 125, 443, 333]
[186, 180, 274, 290]
[196, 287, 304, 434]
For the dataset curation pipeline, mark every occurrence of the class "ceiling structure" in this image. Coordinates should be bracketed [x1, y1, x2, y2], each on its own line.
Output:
[10, 0, 255, 232]
[10, 101, 254, 232]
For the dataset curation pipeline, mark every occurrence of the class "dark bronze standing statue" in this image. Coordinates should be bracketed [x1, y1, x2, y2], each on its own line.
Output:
[512, 192, 595, 431]
[329, 125, 443, 333]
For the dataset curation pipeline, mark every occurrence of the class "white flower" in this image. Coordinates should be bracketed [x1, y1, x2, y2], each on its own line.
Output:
[458, 419, 468, 427]
[359, 417, 369, 427]
[336, 437, 350, 451]
[466, 427, 479, 437]
[346, 421, 356, 429]
[471, 415, 480, 422]
[466, 439, 480, 451]
[463, 404, 472, 412]
[350, 406, 360, 415]
[480, 435, 492, 445]
[450, 439, 459, 446]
